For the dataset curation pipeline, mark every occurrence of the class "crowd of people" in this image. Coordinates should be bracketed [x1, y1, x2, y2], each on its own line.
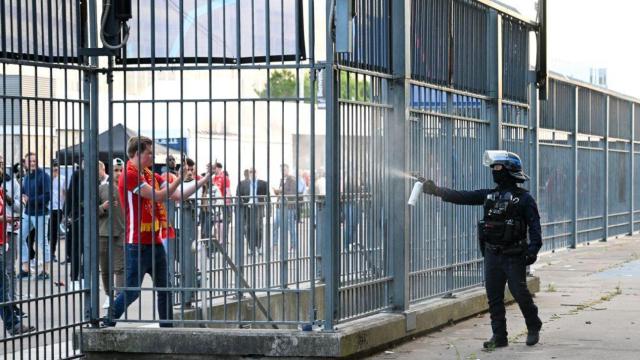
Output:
[1, 136, 327, 331]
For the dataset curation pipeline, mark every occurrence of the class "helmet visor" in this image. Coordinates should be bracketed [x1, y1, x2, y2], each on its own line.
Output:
[482, 150, 510, 167]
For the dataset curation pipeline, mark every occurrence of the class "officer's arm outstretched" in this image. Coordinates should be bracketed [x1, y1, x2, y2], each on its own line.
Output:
[416, 177, 489, 206]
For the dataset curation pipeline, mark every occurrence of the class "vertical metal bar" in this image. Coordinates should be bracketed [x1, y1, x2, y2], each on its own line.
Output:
[486, 9, 499, 150]
[84, 0, 100, 325]
[572, 86, 578, 248]
[529, 70, 539, 201]
[604, 95, 610, 241]
[444, 93, 453, 297]
[324, 0, 339, 331]
[496, 14, 503, 150]
[308, 0, 317, 326]
[631, 104, 635, 235]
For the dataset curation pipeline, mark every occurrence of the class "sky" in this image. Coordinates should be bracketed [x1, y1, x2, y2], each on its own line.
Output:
[502, 0, 640, 98]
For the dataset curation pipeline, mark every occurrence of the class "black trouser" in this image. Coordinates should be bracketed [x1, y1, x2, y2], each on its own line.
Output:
[484, 248, 541, 339]
[69, 216, 83, 281]
[48, 209, 62, 258]
[242, 204, 263, 251]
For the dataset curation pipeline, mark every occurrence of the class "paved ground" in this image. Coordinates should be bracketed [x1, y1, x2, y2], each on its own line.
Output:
[369, 235, 640, 360]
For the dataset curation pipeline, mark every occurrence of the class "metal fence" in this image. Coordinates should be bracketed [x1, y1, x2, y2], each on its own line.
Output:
[2, 0, 640, 359]
[539, 75, 639, 250]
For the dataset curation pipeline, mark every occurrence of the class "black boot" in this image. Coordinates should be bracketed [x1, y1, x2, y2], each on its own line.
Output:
[483, 335, 508, 349]
[526, 329, 540, 346]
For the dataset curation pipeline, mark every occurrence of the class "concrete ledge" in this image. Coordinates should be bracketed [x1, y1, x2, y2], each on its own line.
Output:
[82, 276, 539, 359]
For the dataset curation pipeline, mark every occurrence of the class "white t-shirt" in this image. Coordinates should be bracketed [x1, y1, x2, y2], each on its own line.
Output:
[50, 175, 66, 211]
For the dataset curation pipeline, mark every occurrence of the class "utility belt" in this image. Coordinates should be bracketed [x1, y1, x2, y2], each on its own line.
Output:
[478, 219, 527, 256]
[483, 241, 526, 256]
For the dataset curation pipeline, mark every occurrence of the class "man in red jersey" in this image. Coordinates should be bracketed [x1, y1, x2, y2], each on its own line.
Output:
[104, 136, 211, 327]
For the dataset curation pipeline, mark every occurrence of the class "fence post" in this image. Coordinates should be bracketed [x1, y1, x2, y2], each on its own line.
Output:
[323, 0, 339, 331]
[572, 86, 579, 248]
[486, 10, 502, 150]
[83, 0, 101, 325]
[388, 0, 411, 311]
[630, 105, 635, 235]
[530, 71, 540, 203]
[604, 96, 610, 241]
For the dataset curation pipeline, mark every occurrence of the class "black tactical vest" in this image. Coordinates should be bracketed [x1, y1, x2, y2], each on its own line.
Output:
[478, 188, 528, 255]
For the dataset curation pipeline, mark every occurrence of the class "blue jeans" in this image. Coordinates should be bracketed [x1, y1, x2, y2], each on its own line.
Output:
[109, 244, 173, 327]
[0, 250, 20, 331]
[20, 214, 50, 263]
[272, 207, 297, 249]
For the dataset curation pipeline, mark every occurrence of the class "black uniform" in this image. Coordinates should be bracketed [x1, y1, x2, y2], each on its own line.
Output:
[433, 183, 543, 339]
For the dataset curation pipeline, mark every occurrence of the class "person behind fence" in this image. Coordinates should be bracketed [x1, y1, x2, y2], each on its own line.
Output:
[0, 155, 25, 319]
[174, 157, 199, 307]
[18, 153, 51, 280]
[314, 168, 326, 280]
[237, 168, 268, 256]
[104, 136, 212, 327]
[1, 185, 35, 336]
[65, 160, 85, 288]
[272, 164, 299, 252]
[48, 160, 66, 262]
[212, 163, 231, 247]
[199, 178, 220, 238]
[97, 158, 125, 310]
[418, 150, 542, 349]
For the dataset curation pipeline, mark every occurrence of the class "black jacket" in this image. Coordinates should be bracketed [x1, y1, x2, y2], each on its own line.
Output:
[65, 169, 84, 219]
[434, 184, 542, 255]
[236, 179, 268, 204]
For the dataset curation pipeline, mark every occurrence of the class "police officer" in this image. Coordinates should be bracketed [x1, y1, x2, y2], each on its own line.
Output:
[418, 150, 542, 348]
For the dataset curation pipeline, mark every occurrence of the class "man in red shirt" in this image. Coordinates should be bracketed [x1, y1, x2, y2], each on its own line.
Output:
[212, 163, 231, 246]
[105, 136, 211, 327]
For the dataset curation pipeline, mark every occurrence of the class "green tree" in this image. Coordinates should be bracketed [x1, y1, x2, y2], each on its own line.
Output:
[256, 69, 370, 103]
[255, 70, 298, 98]
[338, 71, 370, 101]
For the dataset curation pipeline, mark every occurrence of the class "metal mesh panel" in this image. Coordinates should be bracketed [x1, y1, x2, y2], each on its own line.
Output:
[539, 143, 573, 250]
[577, 147, 605, 243]
[635, 145, 640, 231]
[337, 0, 391, 72]
[410, 0, 450, 86]
[608, 146, 631, 236]
[451, 0, 488, 94]
[540, 80, 575, 131]
[0, 0, 82, 62]
[502, 102, 531, 162]
[336, 70, 391, 321]
[608, 99, 632, 140]
[408, 109, 489, 303]
[502, 17, 528, 103]
[635, 104, 640, 142]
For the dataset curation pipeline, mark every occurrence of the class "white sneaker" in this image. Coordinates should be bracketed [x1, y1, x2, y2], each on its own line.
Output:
[102, 297, 110, 309]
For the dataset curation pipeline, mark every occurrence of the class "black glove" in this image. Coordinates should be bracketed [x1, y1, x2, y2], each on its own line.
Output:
[416, 176, 437, 195]
[524, 253, 537, 266]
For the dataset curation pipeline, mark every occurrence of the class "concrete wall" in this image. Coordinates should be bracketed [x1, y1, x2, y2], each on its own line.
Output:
[82, 277, 539, 359]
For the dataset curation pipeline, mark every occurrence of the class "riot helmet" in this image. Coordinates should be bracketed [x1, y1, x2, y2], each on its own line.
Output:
[482, 150, 529, 183]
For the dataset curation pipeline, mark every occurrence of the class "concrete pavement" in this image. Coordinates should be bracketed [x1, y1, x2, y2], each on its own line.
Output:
[369, 235, 640, 360]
